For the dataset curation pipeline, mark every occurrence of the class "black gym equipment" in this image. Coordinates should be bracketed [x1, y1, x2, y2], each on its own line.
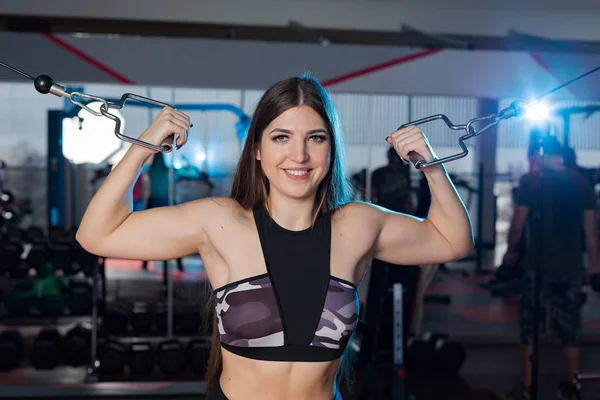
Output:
[5, 282, 36, 316]
[175, 304, 202, 335]
[404, 332, 466, 376]
[359, 262, 420, 399]
[64, 279, 93, 315]
[127, 342, 155, 376]
[30, 328, 62, 370]
[187, 337, 211, 375]
[25, 225, 45, 242]
[27, 241, 52, 277]
[157, 339, 186, 375]
[97, 339, 128, 375]
[155, 303, 169, 334]
[104, 302, 131, 335]
[0, 330, 24, 370]
[36, 276, 67, 317]
[393, 65, 600, 400]
[61, 325, 92, 367]
[131, 302, 154, 335]
[1, 240, 27, 278]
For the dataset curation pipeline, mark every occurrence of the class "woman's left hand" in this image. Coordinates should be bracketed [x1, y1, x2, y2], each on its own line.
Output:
[386, 125, 436, 167]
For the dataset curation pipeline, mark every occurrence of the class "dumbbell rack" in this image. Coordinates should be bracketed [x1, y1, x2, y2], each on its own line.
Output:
[0, 232, 107, 377]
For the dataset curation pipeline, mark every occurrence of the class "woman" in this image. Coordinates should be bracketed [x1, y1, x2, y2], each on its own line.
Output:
[77, 75, 473, 400]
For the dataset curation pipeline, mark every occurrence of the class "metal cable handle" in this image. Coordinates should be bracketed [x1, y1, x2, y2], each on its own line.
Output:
[0, 62, 192, 152]
[398, 66, 600, 170]
[2, 61, 598, 163]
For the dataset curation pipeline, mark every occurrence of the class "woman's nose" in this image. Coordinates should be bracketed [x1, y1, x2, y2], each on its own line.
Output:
[290, 139, 308, 162]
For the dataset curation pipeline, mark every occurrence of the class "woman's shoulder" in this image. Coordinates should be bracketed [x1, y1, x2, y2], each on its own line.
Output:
[185, 196, 245, 218]
[333, 201, 384, 222]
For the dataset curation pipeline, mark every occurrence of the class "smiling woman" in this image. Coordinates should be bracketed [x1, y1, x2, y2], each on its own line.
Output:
[256, 106, 333, 212]
[76, 73, 473, 400]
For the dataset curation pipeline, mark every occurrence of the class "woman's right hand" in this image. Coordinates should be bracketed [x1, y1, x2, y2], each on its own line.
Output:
[137, 107, 191, 155]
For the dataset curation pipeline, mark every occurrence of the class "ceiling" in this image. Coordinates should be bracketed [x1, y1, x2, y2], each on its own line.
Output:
[290, 0, 600, 11]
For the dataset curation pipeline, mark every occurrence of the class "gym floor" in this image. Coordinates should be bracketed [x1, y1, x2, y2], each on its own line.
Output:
[2, 257, 600, 399]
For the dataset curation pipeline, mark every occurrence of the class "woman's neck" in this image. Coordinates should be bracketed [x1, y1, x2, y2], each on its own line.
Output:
[266, 193, 317, 231]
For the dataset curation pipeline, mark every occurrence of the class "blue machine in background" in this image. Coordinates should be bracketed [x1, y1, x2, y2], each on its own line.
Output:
[47, 92, 251, 230]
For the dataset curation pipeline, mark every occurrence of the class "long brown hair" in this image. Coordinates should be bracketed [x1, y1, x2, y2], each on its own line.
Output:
[204, 74, 354, 389]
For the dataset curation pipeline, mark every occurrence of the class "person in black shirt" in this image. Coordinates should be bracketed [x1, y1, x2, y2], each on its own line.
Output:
[502, 136, 598, 400]
[563, 146, 598, 187]
[371, 147, 413, 214]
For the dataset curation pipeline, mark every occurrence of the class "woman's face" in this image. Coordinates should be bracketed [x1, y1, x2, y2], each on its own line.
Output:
[257, 105, 331, 202]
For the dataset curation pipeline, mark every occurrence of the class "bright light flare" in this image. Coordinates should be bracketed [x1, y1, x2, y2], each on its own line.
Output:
[526, 103, 549, 121]
[194, 151, 207, 163]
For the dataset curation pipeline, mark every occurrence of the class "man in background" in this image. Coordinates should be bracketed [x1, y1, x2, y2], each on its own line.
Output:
[371, 146, 414, 214]
[502, 136, 598, 400]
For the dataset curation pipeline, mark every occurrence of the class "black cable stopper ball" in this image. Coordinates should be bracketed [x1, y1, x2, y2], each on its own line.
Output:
[34, 75, 54, 94]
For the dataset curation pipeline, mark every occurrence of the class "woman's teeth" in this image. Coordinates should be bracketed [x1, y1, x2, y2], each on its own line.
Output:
[286, 169, 308, 176]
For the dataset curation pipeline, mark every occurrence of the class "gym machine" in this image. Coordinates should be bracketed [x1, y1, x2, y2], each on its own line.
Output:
[360, 65, 600, 400]
[47, 96, 250, 382]
[2, 59, 600, 400]
[0, 61, 251, 389]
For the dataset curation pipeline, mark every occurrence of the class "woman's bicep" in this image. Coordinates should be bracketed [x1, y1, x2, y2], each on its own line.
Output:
[373, 211, 455, 266]
[80, 198, 216, 261]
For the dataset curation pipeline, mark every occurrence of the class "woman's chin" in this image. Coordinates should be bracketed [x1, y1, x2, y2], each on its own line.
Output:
[272, 187, 318, 202]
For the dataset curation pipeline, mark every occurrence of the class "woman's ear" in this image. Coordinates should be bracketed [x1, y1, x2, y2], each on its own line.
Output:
[256, 148, 261, 161]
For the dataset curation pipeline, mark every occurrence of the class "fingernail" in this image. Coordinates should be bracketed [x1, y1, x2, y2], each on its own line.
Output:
[385, 136, 391, 142]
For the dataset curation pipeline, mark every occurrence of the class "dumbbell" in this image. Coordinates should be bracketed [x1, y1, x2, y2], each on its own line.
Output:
[61, 325, 91, 367]
[405, 336, 438, 374]
[50, 242, 75, 275]
[37, 293, 66, 317]
[50, 227, 99, 278]
[1, 240, 27, 278]
[0, 330, 24, 370]
[72, 244, 101, 277]
[5, 231, 53, 278]
[157, 339, 185, 375]
[64, 279, 93, 316]
[175, 304, 202, 335]
[131, 302, 154, 335]
[48, 227, 69, 243]
[434, 338, 467, 374]
[104, 302, 131, 335]
[5, 282, 36, 316]
[128, 341, 154, 376]
[47, 228, 78, 274]
[98, 339, 128, 375]
[36, 277, 67, 317]
[30, 328, 62, 369]
[406, 332, 466, 375]
[28, 242, 53, 278]
[155, 303, 168, 334]
[24, 226, 45, 243]
[187, 337, 211, 375]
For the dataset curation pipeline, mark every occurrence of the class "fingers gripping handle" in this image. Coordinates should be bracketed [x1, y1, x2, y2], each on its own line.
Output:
[34, 74, 179, 153]
[161, 134, 176, 152]
[407, 152, 427, 169]
[396, 114, 472, 170]
[397, 117, 444, 170]
[110, 93, 184, 153]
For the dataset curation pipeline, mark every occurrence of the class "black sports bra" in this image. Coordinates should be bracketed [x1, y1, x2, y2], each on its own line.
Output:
[212, 205, 359, 362]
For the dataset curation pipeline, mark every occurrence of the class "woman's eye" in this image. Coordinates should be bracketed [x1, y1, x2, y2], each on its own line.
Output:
[273, 135, 288, 142]
[309, 135, 327, 142]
